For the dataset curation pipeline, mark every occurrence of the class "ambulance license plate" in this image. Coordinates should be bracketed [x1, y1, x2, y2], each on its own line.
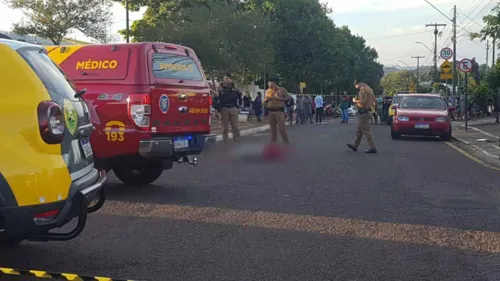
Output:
[80, 138, 93, 158]
[173, 139, 189, 150]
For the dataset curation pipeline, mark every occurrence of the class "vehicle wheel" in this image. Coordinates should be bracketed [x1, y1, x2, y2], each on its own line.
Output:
[441, 128, 452, 141]
[391, 126, 400, 140]
[0, 233, 24, 249]
[113, 161, 164, 186]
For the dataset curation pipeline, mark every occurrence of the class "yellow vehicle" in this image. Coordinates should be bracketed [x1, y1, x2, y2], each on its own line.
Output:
[0, 39, 106, 246]
[387, 93, 408, 125]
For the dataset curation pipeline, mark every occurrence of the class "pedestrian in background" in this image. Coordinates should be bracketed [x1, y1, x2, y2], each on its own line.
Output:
[285, 94, 295, 125]
[340, 94, 350, 123]
[376, 95, 383, 124]
[381, 95, 391, 124]
[295, 94, 304, 124]
[218, 74, 242, 143]
[265, 80, 290, 143]
[347, 80, 377, 154]
[243, 93, 252, 121]
[314, 94, 324, 123]
[370, 98, 378, 125]
[253, 92, 263, 122]
[303, 94, 313, 124]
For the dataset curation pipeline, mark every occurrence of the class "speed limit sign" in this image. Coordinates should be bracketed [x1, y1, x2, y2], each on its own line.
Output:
[440, 48, 453, 60]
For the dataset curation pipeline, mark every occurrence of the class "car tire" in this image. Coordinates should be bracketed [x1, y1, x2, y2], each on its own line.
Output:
[113, 161, 164, 186]
[0, 233, 24, 249]
[441, 127, 452, 141]
[391, 126, 401, 140]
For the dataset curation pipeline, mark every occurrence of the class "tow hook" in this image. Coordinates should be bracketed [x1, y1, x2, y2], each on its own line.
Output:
[177, 156, 198, 166]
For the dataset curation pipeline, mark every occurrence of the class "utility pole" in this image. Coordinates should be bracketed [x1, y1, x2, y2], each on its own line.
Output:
[412, 56, 425, 88]
[486, 40, 490, 70]
[125, 0, 130, 43]
[426, 23, 446, 82]
[452, 5, 457, 104]
[492, 35, 496, 67]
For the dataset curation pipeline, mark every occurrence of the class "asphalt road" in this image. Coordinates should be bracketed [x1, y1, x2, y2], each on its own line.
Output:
[1, 118, 500, 281]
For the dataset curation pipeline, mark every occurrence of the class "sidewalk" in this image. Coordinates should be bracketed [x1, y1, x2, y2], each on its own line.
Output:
[211, 117, 270, 142]
[451, 117, 500, 163]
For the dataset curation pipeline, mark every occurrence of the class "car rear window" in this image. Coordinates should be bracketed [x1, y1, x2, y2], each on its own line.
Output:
[20, 49, 77, 100]
[399, 96, 446, 110]
[152, 53, 203, 81]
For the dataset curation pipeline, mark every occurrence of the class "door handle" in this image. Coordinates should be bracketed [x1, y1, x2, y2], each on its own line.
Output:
[178, 94, 188, 100]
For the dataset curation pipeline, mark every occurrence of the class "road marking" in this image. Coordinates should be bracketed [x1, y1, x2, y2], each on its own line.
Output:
[445, 141, 500, 171]
[101, 201, 500, 253]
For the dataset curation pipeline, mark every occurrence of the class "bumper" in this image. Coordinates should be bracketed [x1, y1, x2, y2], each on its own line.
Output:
[393, 122, 451, 136]
[138, 134, 217, 158]
[1, 169, 107, 241]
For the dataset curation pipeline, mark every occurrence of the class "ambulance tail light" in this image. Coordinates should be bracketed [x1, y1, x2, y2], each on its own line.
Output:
[128, 93, 151, 130]
[37, 101, 65, 144]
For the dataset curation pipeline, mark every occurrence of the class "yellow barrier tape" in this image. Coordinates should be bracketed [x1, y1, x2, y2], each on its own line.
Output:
[0, 267, 137, 281]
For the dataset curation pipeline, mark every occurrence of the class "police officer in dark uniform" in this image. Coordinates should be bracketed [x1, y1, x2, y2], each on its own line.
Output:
[217, 74, 242, 142]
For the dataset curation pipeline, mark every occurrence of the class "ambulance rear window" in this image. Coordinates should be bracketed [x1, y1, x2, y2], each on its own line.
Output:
[152, 53, 203, 81]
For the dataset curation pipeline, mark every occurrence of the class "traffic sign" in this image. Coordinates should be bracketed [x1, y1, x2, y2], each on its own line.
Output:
[440, 73, 452, 80]
[440, 48, 453, 60]
[458, 58, 473, 73]
[440, 60, 452, 73]
[409, 83, 416, 93]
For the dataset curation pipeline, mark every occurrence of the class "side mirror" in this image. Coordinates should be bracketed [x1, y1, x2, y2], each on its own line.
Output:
[74, 88, 88, 99]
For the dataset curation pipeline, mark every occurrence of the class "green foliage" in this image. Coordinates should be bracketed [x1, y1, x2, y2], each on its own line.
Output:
[380, 70, 415, 95]
[5, 0, 113, 45]
[119, 0, 384, 91]
[469, 3, 500, 48]
[470, 84, 491, 107]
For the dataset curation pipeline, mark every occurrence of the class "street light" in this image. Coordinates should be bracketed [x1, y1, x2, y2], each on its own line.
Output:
[415, 41, 433, 53]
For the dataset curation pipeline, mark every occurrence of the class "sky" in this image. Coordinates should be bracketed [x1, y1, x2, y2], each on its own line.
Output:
[0, 0, 497, 68]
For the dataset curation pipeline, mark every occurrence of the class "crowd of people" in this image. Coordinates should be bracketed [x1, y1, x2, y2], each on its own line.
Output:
[211, 75, 380, 153]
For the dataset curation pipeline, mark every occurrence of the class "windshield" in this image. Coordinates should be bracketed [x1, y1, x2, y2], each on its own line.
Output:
[399, 96, 446, 110]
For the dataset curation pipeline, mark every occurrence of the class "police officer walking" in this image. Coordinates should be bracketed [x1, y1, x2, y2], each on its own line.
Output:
[218, 74, 242, 143]
[347, 80, 377, 153]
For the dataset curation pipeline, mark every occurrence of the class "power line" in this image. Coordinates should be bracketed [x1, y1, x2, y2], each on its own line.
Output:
[461, 0, 493, 33]
[365, 30, 433, 40]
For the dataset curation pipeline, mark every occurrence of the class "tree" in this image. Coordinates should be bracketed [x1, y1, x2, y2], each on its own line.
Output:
[5, 0, 113, 45]
[470, 4, 500, 64]
[122, 0, 275, 83]
[122, 0, 384, 93]
[380, 70, 416, 95]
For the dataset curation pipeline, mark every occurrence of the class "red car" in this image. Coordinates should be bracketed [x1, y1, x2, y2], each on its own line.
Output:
[391, 94, 452, 141]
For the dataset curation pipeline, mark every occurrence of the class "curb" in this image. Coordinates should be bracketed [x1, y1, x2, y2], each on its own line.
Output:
[452, 136, 500, 160]
[215, 124, 271, 142]
[214, 120, 309, 142]
[451, 136, 470, 145]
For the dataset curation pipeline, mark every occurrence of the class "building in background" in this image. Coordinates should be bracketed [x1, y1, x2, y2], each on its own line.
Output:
[0, 30, 92, 45]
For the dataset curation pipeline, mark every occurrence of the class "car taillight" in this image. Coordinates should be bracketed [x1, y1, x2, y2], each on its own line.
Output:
[127, 93, 151, 129]
[209, 95, 213, 107]
[37, 101, 65, 144]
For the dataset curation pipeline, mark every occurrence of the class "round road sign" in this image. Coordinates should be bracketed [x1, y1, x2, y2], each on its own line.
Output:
[440, 48, 453, 60]
[458, 58, 473, 73]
